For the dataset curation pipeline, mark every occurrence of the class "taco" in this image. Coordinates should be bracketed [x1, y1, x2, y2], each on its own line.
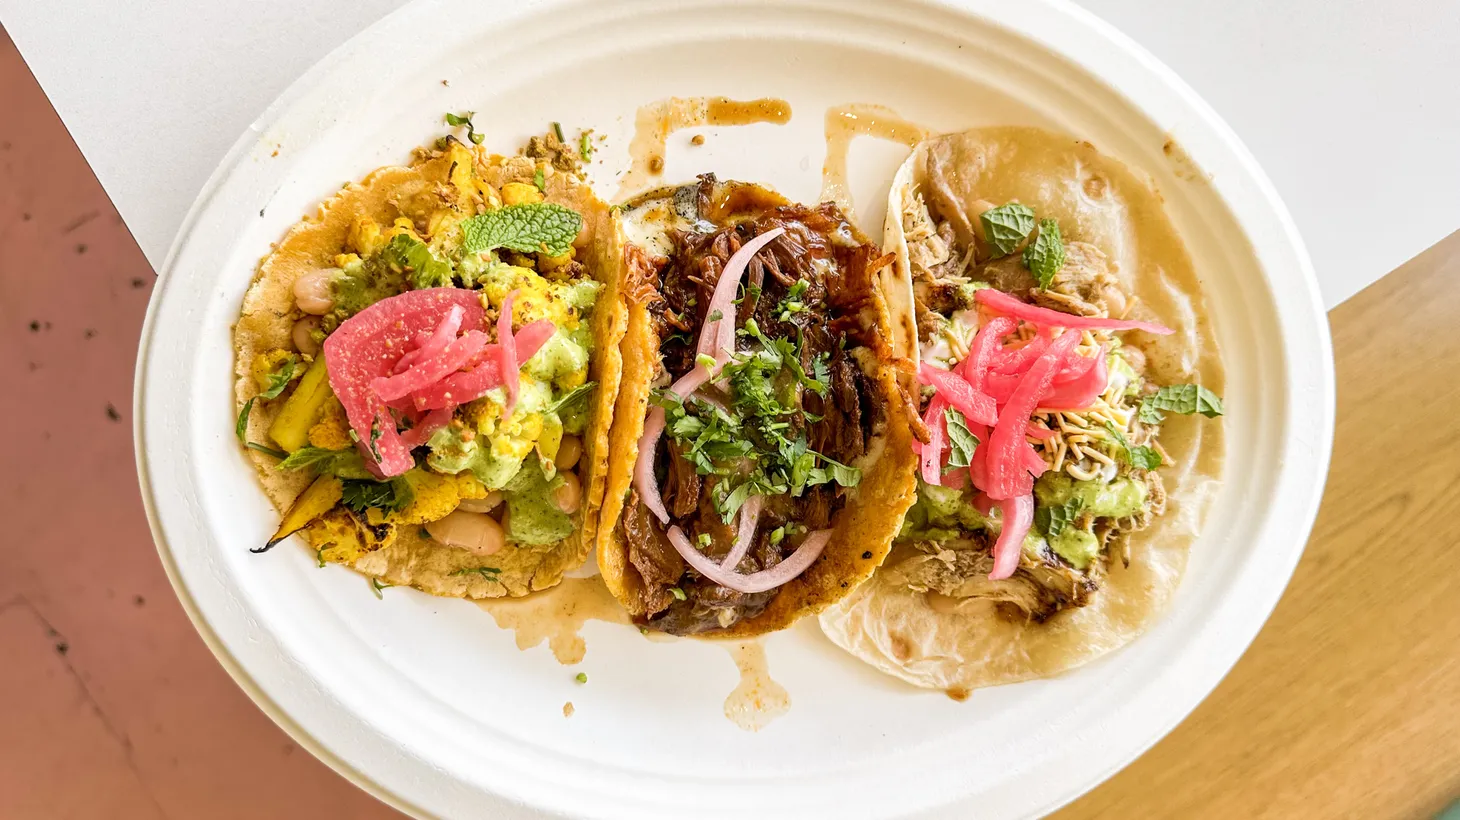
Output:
[819, 126, 1226, 693]
[596, 175, 919, 636]
[233, 132, 627, 598]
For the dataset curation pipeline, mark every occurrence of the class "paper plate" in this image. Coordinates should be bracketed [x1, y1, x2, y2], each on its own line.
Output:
[134, 0, 1333, 816]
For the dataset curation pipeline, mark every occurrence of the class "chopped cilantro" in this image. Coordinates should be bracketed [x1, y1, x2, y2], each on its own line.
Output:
[340, 478, 412, 513]
[1138, 384, 1225, 424]
[980, 203, 1036, 257]
[533, 167, 545, 192]
[778, 280, 810, 321]
[575, 672, 588, 683]
[668, 588, 687, 601]
[460, 203, 583, 258]
[707, 309, 723, 322]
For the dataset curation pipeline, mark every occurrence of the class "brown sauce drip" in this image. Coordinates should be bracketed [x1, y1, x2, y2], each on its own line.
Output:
[617, 96, 792, 201]
[476, 576, 629, 665]
[722, 641, 790, 732]
[820, 104, 928, 220]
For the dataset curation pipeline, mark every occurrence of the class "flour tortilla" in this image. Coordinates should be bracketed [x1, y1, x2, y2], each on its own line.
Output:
[596, 184, 919, 637]
[819, 127, 1226, 693]
[233, 141, 628, 598]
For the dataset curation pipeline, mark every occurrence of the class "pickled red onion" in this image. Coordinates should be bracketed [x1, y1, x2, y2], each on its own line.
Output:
[667, 525, 831, 594]
[990, 494, 1033, 580]
[699, 227, 785, 360]
[990, 334, 1050, 375]
[976, 288, 1174, 335]
[498, 290, 521, 416]
[398, 409, 452, 449]
[919, 395, 949, 485]
[634, 408, 672, 523]
[917, 363, 997, 425]
[985, 329, 1081, 499]
[956, 316, 1018, 391]
[1039, 350, 1109, 411]
[719, 495, 764, 570]
[371, 329, 489, 401]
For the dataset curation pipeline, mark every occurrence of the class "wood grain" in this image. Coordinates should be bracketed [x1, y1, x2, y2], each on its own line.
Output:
[1055, 232, 1460, 819]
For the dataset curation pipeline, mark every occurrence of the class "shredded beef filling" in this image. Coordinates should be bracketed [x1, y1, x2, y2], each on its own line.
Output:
[619, 175, 892, 634]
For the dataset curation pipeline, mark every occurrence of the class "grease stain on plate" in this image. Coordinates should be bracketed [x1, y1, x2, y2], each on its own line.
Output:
[617, 95, 793, 200]
[820, 103, 927, 219]
[723, 640, 790, 732]
[477, 576, 628, 664]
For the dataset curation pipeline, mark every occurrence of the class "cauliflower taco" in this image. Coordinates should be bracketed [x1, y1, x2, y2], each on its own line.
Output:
[596, 175, 919, 637]
[820, 127, 1226, 692]
[234, 129, 627, 598]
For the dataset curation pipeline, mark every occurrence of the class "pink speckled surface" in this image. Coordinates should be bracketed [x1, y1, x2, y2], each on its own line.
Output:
[0, 26, 401, 819]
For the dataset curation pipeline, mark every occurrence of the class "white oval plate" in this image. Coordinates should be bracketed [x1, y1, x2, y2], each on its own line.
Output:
[135, 0, 1333, 817]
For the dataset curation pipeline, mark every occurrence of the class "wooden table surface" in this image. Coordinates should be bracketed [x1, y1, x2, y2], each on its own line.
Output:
[1056, 233, 1460, 819]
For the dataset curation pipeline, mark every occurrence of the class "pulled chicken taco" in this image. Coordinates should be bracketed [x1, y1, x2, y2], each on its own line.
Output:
[596, 175, 919, 636]
[234, 132, 627, 598]
[820, 126, 1226, 693]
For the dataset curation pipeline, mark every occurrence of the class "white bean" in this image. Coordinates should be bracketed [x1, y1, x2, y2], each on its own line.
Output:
[293, 268, 340, 315]
[555, 435, 582, 471]
[425, 510, 506, 556]
[292, 316, 322, 355]
[456, 491, 503, 515]
[551, 472, 582, 515]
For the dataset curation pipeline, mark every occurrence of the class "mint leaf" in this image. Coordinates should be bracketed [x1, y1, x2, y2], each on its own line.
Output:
[460, 203, 583, 258]
[1127, 445, 1163, 470]
[380, 233, 454, 289]
[980, 203, 1036, 257]
[1139, 384, 1225, 423]
[546, 381, 597, 415]
[260, 355, 297, 400]
[276, 446, 375, 479]
[943, 407, 980, 470]
[1022, 218, 1066, 289]
[1037, 496, 1084, 539]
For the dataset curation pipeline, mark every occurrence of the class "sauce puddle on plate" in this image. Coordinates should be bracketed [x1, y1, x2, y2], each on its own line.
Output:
[820, 104, 928, 220]
[617, 96, 792, 200]
[722, 640, 790, 732]
[476, 576, 628, 665]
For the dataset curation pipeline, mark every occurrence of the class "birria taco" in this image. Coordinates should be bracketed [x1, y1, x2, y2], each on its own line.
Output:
[819, 127, 1226, 693]
[596, 175, 918, 636]
[234, 131, 627, 598]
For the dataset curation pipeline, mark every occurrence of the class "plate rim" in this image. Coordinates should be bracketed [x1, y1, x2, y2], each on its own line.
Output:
[132, 0, 1335, 817]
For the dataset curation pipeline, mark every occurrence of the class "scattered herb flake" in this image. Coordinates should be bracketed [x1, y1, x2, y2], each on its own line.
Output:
[451, 566, 501, 581]
[551, 121, 565, 142]
[444, 111, 485, 145]
[236, 398, 254, 442]
[260, 355, 297, 400]
[244, 442, 289, 459]
[579, 132, 593, 162]
[574, 672, 588, 684]
[669, 587, 687, 601]
[370, 577, 393, 599]
[533, 167, 545, 191]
